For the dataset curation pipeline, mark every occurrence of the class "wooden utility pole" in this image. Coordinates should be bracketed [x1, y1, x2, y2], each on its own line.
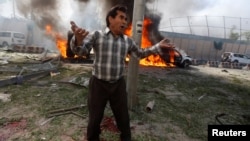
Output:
[126, 0, 145, 109]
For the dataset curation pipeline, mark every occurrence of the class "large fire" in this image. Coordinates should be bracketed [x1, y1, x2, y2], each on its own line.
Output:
[45, 25, 67, 58]
[125, 18, 166, 67]
[46, 18, 168, 66]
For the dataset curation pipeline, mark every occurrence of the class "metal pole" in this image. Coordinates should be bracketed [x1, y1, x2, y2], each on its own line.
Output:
[223, 16, 226, 39]
[240, 17, 242, 41]
[187, 16, 193, 35]
[205, 15, 209, 37]
[170, 18, 174, 32]
[126, 0, 145, 109]
[238, 17, 242, 53]
[12, 0, 15, 18]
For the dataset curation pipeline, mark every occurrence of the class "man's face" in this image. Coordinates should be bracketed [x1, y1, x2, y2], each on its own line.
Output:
[109, 10, 128, 36]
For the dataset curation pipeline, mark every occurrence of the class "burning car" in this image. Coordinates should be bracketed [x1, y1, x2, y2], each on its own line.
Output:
[66, 30, 92, 59]
[66, 30, 192, 68]
[160, 47, 193, 68]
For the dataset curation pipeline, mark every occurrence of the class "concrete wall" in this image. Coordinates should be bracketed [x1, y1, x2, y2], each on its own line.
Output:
[161, 31, 250, 61]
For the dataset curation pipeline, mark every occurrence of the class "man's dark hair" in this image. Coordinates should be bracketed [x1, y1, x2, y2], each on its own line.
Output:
[106, 5, 128, 27]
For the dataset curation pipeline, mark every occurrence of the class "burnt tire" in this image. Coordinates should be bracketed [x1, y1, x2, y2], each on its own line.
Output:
[233, 60, 239, 63]
[181, 60, 190, 68]
[66, 31, 75, 58]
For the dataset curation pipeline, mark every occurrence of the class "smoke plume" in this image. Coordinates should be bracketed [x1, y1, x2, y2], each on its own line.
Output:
[14, 0, 211, 42]
[15, 0, 62, 31]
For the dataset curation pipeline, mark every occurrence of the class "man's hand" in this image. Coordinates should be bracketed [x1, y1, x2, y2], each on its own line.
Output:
[158, 38, 175, 49]
[70, 21, 89, 46]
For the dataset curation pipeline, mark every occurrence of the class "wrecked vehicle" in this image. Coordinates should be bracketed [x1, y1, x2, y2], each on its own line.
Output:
[66, 31, 92, 59]
[66, 31, 192, 68]
[160, 47, 192, 68]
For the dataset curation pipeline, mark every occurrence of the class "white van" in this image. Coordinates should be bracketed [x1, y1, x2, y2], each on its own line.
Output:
[0, 31, 26, 48]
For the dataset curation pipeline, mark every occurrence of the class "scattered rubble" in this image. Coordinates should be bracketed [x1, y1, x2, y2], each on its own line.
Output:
[0, 93, 11, 102]
[0, 48, 60, 87]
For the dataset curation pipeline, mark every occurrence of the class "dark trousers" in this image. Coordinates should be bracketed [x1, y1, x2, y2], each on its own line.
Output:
[87, 76, 131, 141]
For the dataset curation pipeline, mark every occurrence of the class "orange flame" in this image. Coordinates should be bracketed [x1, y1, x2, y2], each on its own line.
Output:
[125, 18, 166, 67]
[45, 25, 67, 58]
[46, 19, 171, 67]
[56, 37, 67, 58]
[45, 25, 52, 34]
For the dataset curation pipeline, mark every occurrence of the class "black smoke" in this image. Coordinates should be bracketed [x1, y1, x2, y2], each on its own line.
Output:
[105, 0, 164, 43]
[15, 0, 63, 31]
[14, 0, 174, 43]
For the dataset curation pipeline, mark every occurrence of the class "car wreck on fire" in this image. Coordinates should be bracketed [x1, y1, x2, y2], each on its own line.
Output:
[66, 31, 192, 68]
[66, 31, 92, 59]
[160, 47, 192, 68]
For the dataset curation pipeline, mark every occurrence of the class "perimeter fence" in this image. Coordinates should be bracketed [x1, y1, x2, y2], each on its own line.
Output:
[160, 16, 250, 62]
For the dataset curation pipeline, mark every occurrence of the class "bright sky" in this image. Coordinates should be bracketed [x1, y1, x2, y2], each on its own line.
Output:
[196, 0, 250, 17]
[1, 0, 250, 32]
[1, 0, 250, 18]
[0, 0, 14, 18]
[150, 0, 250, 18]
[146, 0, 250, 31]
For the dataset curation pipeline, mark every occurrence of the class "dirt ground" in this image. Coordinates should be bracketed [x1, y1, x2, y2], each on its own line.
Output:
[0, 60, 250, 141]
[190, 65, 250, 81]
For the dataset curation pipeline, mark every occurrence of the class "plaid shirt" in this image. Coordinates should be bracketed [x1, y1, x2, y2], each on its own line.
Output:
[71, 28, 162, 81]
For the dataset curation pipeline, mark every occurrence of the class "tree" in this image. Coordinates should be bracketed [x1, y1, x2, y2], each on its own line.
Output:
[214, 41, 223, 60]
[229, 25, 240, 41]
[243, 31, 250, 41]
